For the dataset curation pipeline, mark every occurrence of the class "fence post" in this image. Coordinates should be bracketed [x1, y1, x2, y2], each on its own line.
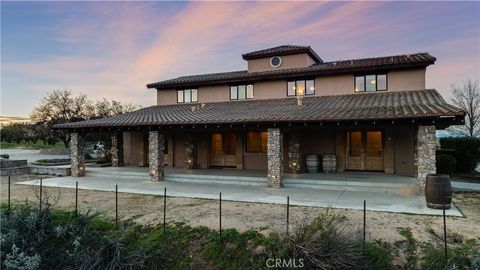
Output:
[39, 178, 43, 214]
[219, 192, 222, 237]
[443, 209, 448, 260]
[163, 187, 166, 234]
[75, 181, 78, 217]
[286, 196, 290, 236]
[363, 200, 366, 249]
[115, 185, 118, 230]
[8, 176, 11, 212]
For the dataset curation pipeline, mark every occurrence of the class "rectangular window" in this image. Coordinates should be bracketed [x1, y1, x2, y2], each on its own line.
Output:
[287, 79, 315, 96]
[246, 131, 268, 153]
[191, 89, 198, 102]
[230, 86, 238, 100]
[177, 89, 198, 103]
[306, 80, 315, 95]
[354, 74, 387, 92]
[230, 84, 254, 100]
[355, 76, 365, 92]
[287, 81, 296, 96]
[377, 74, 387, 91]
[177, 90, 184, 103]
[246, 84, 254, 99]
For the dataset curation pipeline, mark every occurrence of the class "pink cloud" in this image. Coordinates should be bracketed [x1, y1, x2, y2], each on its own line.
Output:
[2, 1, 479, 117]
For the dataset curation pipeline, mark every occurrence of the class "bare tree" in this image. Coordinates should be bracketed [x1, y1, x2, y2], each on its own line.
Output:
[30, 90, 94, 148]
[449, 79, 480, 137]
[30, 90, 141, 148]
[93, 98, 140, 118]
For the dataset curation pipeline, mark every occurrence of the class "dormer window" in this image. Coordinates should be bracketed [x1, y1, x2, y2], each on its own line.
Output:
[287, 79, 315, 96]
[355, 74, 387, 92]
[177, 89, 198, 103]
[230, 84, 254, 100]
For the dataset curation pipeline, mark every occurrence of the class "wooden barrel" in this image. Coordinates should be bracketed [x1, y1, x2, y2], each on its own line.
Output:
[306, 154, 320, 173]
[425, 174, 452, 209]
[322, 154, 337, 173]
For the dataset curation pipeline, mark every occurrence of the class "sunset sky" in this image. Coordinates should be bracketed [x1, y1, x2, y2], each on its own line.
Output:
[1, 1, 479, 117]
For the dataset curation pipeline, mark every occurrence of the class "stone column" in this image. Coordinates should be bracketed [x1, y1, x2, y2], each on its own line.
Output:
[148, 131, 165, 181]
[111, 132, 124, 167]
[185, 133, 195, 169]
[415, 125, 436, 193]
[70, 132, 85, 177]
[267, 128, 284, 188]
[288, 133, 301, 173]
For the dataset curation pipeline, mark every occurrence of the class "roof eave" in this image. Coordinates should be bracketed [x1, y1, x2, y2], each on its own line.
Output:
[147, 61, 435, 90]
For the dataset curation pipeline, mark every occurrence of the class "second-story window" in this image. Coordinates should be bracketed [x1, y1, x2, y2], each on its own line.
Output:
[355, 74, 387, 92]
[177, 89, 198, 103]
[230, 84, 254, 100]
[287, 79, 315, 96]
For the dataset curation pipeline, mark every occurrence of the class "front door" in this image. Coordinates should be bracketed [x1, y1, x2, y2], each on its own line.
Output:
[346, 131, 383, 171]
[210, 133, 237, 167]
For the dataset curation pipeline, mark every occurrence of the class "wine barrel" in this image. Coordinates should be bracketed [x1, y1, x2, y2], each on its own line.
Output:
[322, 154, 337, 173]
[425, 174, 452, 209]
[306, 154, 320, 173]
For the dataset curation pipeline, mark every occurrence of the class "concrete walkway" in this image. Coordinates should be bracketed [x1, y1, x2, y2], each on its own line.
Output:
[18, 174, 462, 217]
[452, 181, 480, 191]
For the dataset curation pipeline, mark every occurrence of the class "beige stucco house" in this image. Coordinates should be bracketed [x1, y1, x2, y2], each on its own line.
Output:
[56, 45, 464, 191]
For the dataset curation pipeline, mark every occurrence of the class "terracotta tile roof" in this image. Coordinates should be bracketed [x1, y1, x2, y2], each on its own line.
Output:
[55, 89, 463, 129]
[147, 53, 436, 90]
[241, 45, 323, 62]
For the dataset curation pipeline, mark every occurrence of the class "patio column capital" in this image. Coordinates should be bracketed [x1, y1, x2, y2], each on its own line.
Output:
[267, 128, 284, 188]
[148, 131, 165, 181]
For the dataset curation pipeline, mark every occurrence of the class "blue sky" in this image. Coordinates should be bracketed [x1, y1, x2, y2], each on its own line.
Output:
[1, 1, 479, 117]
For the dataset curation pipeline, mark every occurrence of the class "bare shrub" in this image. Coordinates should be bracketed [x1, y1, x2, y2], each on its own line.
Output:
[282, 210, 365, 269]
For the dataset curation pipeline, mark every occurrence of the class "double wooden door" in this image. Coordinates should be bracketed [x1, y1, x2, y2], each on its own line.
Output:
[210, 133, 237, 167]
[346, 131, 383, 171]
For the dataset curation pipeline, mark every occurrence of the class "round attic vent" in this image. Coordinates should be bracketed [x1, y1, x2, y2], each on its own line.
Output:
[270, 56, 282, 68]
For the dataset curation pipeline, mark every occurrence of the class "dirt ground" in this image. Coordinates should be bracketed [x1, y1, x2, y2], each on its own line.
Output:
[2, 174, 479, 248]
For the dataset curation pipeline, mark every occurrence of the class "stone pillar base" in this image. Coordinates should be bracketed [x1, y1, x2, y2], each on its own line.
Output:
[415, 125, 436, 194]
[70, 133, 85, 177]
[148, 131, 165, 181]
[288, 133, 301, 173]
[185, 134, 195, 169]
[267, 128, 284, 188]
[111, 132, 124, 167]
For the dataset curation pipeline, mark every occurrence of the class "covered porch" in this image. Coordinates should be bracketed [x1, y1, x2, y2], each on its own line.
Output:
[55, 90, 465, 193]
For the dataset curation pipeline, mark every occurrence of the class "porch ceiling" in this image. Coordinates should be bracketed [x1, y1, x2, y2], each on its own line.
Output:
[54, 89, 464, 131]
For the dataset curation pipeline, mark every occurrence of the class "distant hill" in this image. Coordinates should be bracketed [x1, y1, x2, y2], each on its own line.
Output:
[0, 116, 31, 126]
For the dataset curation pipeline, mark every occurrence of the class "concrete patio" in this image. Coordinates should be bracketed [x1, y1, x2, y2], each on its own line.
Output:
[18, 167, 462, 216]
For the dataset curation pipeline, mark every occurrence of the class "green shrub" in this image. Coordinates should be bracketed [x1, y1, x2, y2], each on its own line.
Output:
[364, 242, 393, 270]
[421, 239, 480, 270]
[439, 137, 480, 173]
[436, 154, 457, 175]
[85, 153, 93, 160]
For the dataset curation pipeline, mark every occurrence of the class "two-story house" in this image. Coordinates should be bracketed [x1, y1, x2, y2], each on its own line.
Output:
[56, 45, 464, 191]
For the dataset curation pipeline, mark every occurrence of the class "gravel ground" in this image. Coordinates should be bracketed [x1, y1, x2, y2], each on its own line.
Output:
[2, 174, 479, 247]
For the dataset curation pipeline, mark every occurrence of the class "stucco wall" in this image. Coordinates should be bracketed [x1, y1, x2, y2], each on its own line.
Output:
[247, 53, 316, 73]
[394, 126, 415, 176]
[123, 131, 147, 166]
[122, 127, 415, 176]
[156, 68, 427, 105]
